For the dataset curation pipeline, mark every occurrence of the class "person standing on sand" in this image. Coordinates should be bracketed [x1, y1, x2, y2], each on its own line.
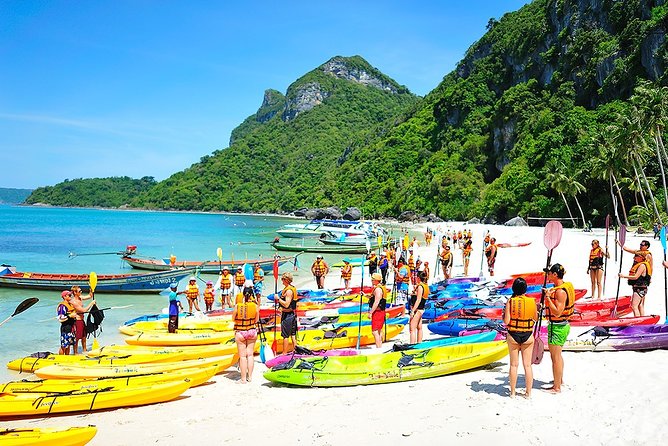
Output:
[409, 271, 429, 343]
[587, 239, 609, 299]
[234, 267, 246, 296]
[311, 255, 329, 289]
[277, 272, 298, 353]
[340, 259, 353, 290]
[233, 285, 259, 383]
[203, 281, 215, 312]
[503, 278, 536, 398]
[56, 290, 77, 355]
[184, 277, 201, 313]
[219, 267, 233, 308]
[253, 262, 264, 304]
[379, 253, 389, 285]
[167, 282, 184, 333]
[395, 257, 410, 312]
[70, 285, 94, 354]
[543, 263, 574, 394]
[368, 252, 378, 277]
[368, 273, 386, 348]
[619, 240, 653, 272]
[462, 240, 473, 277]
[485, 238, 498, 276]
[619, 251, 652, 317]
[439, 245, 453, 279]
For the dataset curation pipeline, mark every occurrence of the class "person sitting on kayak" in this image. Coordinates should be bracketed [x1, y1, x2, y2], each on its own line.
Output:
[233, 284, 259, 384]
[620, 251, 652, 317]
[409, 271, 429, 344]
[277, 272, 298, 354]
[543, 263, 574, 394]
[340, 259, 353, 290]
[587, 239, 609, 300]
[503, 278, 536, 398]
[368, 273, 386, 348]
[185, 277, 201, 313]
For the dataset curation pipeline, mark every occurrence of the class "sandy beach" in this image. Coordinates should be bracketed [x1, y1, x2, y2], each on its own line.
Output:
[4, 222, 668, 445]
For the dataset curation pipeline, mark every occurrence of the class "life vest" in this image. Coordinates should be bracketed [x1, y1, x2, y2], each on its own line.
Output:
[56, 300, 76, 324]
[547, 282, 575, 323]
[463, 246, 472, 258]
[440, 250, 452, 264]
[484, 235, 490, 244]
[416, 282, 429, 301]
[506, 295, 536, 332]
[485, 244, 497, 258]
[396, 265, 410, 284]
[234, 272, 246, 287]
[589, 247, 604, 268]
[169, 255, 176, 265]
[408, 255, 415, 270]
[628, 260, 652, 287]
[280, 285, 298, 312]
[204, 287, 215, 303]
[253, 267, 263, 283]
[220, 273, 232, 290]
[368, 285, 387, 311]
[186, 284, 199, 299]
[312, 259, 326, 276]
[234, 300, 258, 331]
[341, 264, 353, 280]
[424, 265, 430, 278]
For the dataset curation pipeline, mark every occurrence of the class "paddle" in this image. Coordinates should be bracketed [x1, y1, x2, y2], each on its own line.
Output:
[603, 214, 610, 295]
[271, 257, 279, 354]
[661, 226, 667, 321]
[217, 247, 222, 273]
[612, 225, 627, 318]
[356, 240, 371, 349]
[258, 315, 274, 364]
[0, 297, 39, 327]
[89, 272, 100, 350]
[532, 220, 563, 365]
[478, 229, 486, 278]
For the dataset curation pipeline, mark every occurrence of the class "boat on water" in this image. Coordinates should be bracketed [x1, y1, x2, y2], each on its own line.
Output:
[276, 219, 386, 239]
[0, 265, 193, 293]
[121, 254, 297, 274]
[270, 241, 382, 254]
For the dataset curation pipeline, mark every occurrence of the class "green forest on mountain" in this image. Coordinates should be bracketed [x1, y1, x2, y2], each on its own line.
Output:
[26, 0, 668, 229]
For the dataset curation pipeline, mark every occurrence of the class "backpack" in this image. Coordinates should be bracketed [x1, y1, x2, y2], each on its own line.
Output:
[86, 304, 105, 337]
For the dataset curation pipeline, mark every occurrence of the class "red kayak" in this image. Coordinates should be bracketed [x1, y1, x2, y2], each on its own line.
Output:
[570, 312, 658, 327]
[571, 295, 632, 312]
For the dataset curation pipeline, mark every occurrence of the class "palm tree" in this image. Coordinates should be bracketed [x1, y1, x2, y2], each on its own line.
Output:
[589, 128, 629, 226]
[547, 170, 578, 228]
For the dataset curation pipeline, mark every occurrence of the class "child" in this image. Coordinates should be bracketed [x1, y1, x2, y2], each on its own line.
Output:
[203, 281, 215, 312]
[341, 259, 353, 290]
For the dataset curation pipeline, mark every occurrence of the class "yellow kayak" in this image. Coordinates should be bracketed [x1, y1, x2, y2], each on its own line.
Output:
[88, 342, 239, 358]
[124, 331, 233, 346]
[122, 318, 235, 333]
[7, 351, 187, 373]
[0, 426, 97, 445]
[265, 324, 405, 353]
[0, 380, 191, 418]
[34, 355, 238, 380]
[1, 365, 217, 394]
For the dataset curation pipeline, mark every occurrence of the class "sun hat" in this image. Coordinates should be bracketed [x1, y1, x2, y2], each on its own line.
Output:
[189, 276, 196, 282]
[371, 273, 382, 282]
[206, 281, 213, 285]
[61, 290, 71, 298]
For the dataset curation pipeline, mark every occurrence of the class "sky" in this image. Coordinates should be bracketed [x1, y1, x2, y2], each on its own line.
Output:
[0, 1, 528, 189]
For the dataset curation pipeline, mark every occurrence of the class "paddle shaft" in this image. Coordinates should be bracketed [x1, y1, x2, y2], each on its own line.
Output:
[603, 215, 610, 294]
[356, 254, 366, 350]
[613, 250, 624, 315]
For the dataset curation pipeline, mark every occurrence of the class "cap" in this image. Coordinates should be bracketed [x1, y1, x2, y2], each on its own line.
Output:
[61, 290, 71, 298]
[237, 266, 242, 270]
[316, 255, 323, 259]
[206, 281, 213, 286]
[223, 267, 229, 271]
[371, 272, 382, 282]
[170, 283, 178, 289]
[189, 276, 196, 282]
[343, 258, 350, 263]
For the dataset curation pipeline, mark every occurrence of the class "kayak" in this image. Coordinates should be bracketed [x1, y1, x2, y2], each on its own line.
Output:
[263, 341, 508, 387]
[299, 305, 404, 327]
[569, 312, 657, 327]
[124, 331, 233, 346]
[427, 318, 493, 336]
[34, 355, 237, 380]
[1, 365, 217, 394]
[264, 324, 405, 353]
[88, 342, 239, 359]
[539, 324, 668, 351]
[0, 380, 191, 417]
[122, 318, 235, 333]
[6, 351, 187, 373]
[0, 426, 97, 445]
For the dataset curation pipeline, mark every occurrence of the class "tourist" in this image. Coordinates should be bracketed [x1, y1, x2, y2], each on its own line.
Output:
[203, 281, 215, 312]
[56, 290, 76, 355]
[485, 238, 498, 276]
[340, 259, 353, 290]
[219, 267, 233, 308]
[395, 257, 410, 313]
[543, 263, 574, 393]
[409, 271, 429, 343]
[253, 262, 264, 304]
[367, 252, 378, 277]
[277, 272, 298, 353]
[311, 255, 329, 289]
[379, 253, 389, 285]
[167, 282, 184, 333]
[440, 245, 453, 279]
[70, 285, 95, 354]
[368, 272, 386, 348]
[185, 276, 201, 313]
[503, 278, 536, 398]
[423, 261, 430, 281]
[234, 266, 246, 296]
[587, 239, 609, 299]
[619, 239, 653, 271]
[462, 240, 473, 277]
[233, 284, 259, 383]
[619, 251, 652, 316]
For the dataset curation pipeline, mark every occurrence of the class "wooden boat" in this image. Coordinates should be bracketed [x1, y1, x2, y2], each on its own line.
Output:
[0, 266, 193, 293]
[121, 254, 296, 274]
[271, 241, 380, 254]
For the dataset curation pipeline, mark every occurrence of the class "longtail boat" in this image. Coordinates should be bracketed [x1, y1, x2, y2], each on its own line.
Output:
[121, 254, 297, 274]
[270, 241, 381, 254]
[0, 266, 193, 293]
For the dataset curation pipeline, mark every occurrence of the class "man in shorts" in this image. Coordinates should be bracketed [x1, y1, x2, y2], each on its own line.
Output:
[276, 272, 298, 353]
[395, 257, 410, 313]
[543, 263, 575, 393]
[56, 290, 76, 355]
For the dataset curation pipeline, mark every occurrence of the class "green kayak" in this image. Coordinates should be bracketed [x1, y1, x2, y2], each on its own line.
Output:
[263, 341, 508, 387]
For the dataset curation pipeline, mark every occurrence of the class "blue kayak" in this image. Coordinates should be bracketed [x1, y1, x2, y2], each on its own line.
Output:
[427, 318, 493, 336]
[391, 331, 497, 351]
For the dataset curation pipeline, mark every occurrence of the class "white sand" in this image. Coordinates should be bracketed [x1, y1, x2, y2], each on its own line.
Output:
[4, 223, 668, 445]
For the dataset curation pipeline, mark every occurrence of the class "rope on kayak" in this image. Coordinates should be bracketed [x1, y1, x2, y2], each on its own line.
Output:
[397, 350, 433, 379]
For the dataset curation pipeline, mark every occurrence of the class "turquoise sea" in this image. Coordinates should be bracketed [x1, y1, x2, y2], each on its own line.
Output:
[0, 205, 308, 382]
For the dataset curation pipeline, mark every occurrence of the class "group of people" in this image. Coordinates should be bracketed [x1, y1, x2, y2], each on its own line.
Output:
[56, 286, 97, 355]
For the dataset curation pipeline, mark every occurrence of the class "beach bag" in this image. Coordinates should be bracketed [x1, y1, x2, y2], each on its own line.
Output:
[86, 304, 105, 336]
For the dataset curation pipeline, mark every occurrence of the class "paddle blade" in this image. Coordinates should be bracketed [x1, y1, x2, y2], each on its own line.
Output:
[89, 272, 98, 293]
[12, 297, 38, 317]
[605, 214, 610, 230]
[259, 343, 266, 363]
[618, 224, 627, 246]
[531, 335, 545, 365]
[543, 221, 563, 251]
[273, 259, 279, 281]
[217, 247, 222, 260]
[661, 226, 667, 251]
[92, 338, 100, 351]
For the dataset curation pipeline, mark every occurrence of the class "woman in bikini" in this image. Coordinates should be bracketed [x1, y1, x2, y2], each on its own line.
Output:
[233, 285, 259, 383]
[503, 278, 537, 398]
[587, 239, 608, 299]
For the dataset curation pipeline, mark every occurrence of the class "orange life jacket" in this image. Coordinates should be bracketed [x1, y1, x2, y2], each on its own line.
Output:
[186, 284, 199, 299]
[204, 287, 215, 303]
[396, 265, 410, 284]
[234, 300, 258, 331]
[628, 260, 652, 287]
[507, 295, 536, 332]
[253, 267, 263, 283]
[369, 284, 387, 311]
[234, 272, 246, 286]
[312, 260, 326, 276]
[341, 264, 353, 280]
[280, 285, 298, 312]
[220, 272, 232, 290]
[589, 247, 604, 268]
[547, 282, 575, 323]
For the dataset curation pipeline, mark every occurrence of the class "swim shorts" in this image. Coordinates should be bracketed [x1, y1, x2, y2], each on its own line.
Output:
[60, 324, 75, 348]
[281, 312, 297, 338]
[547, 323, 570, 346]
[371, 310, 385, 331]
[396, 289, 408, 307]
[73, 319, 86, 340]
